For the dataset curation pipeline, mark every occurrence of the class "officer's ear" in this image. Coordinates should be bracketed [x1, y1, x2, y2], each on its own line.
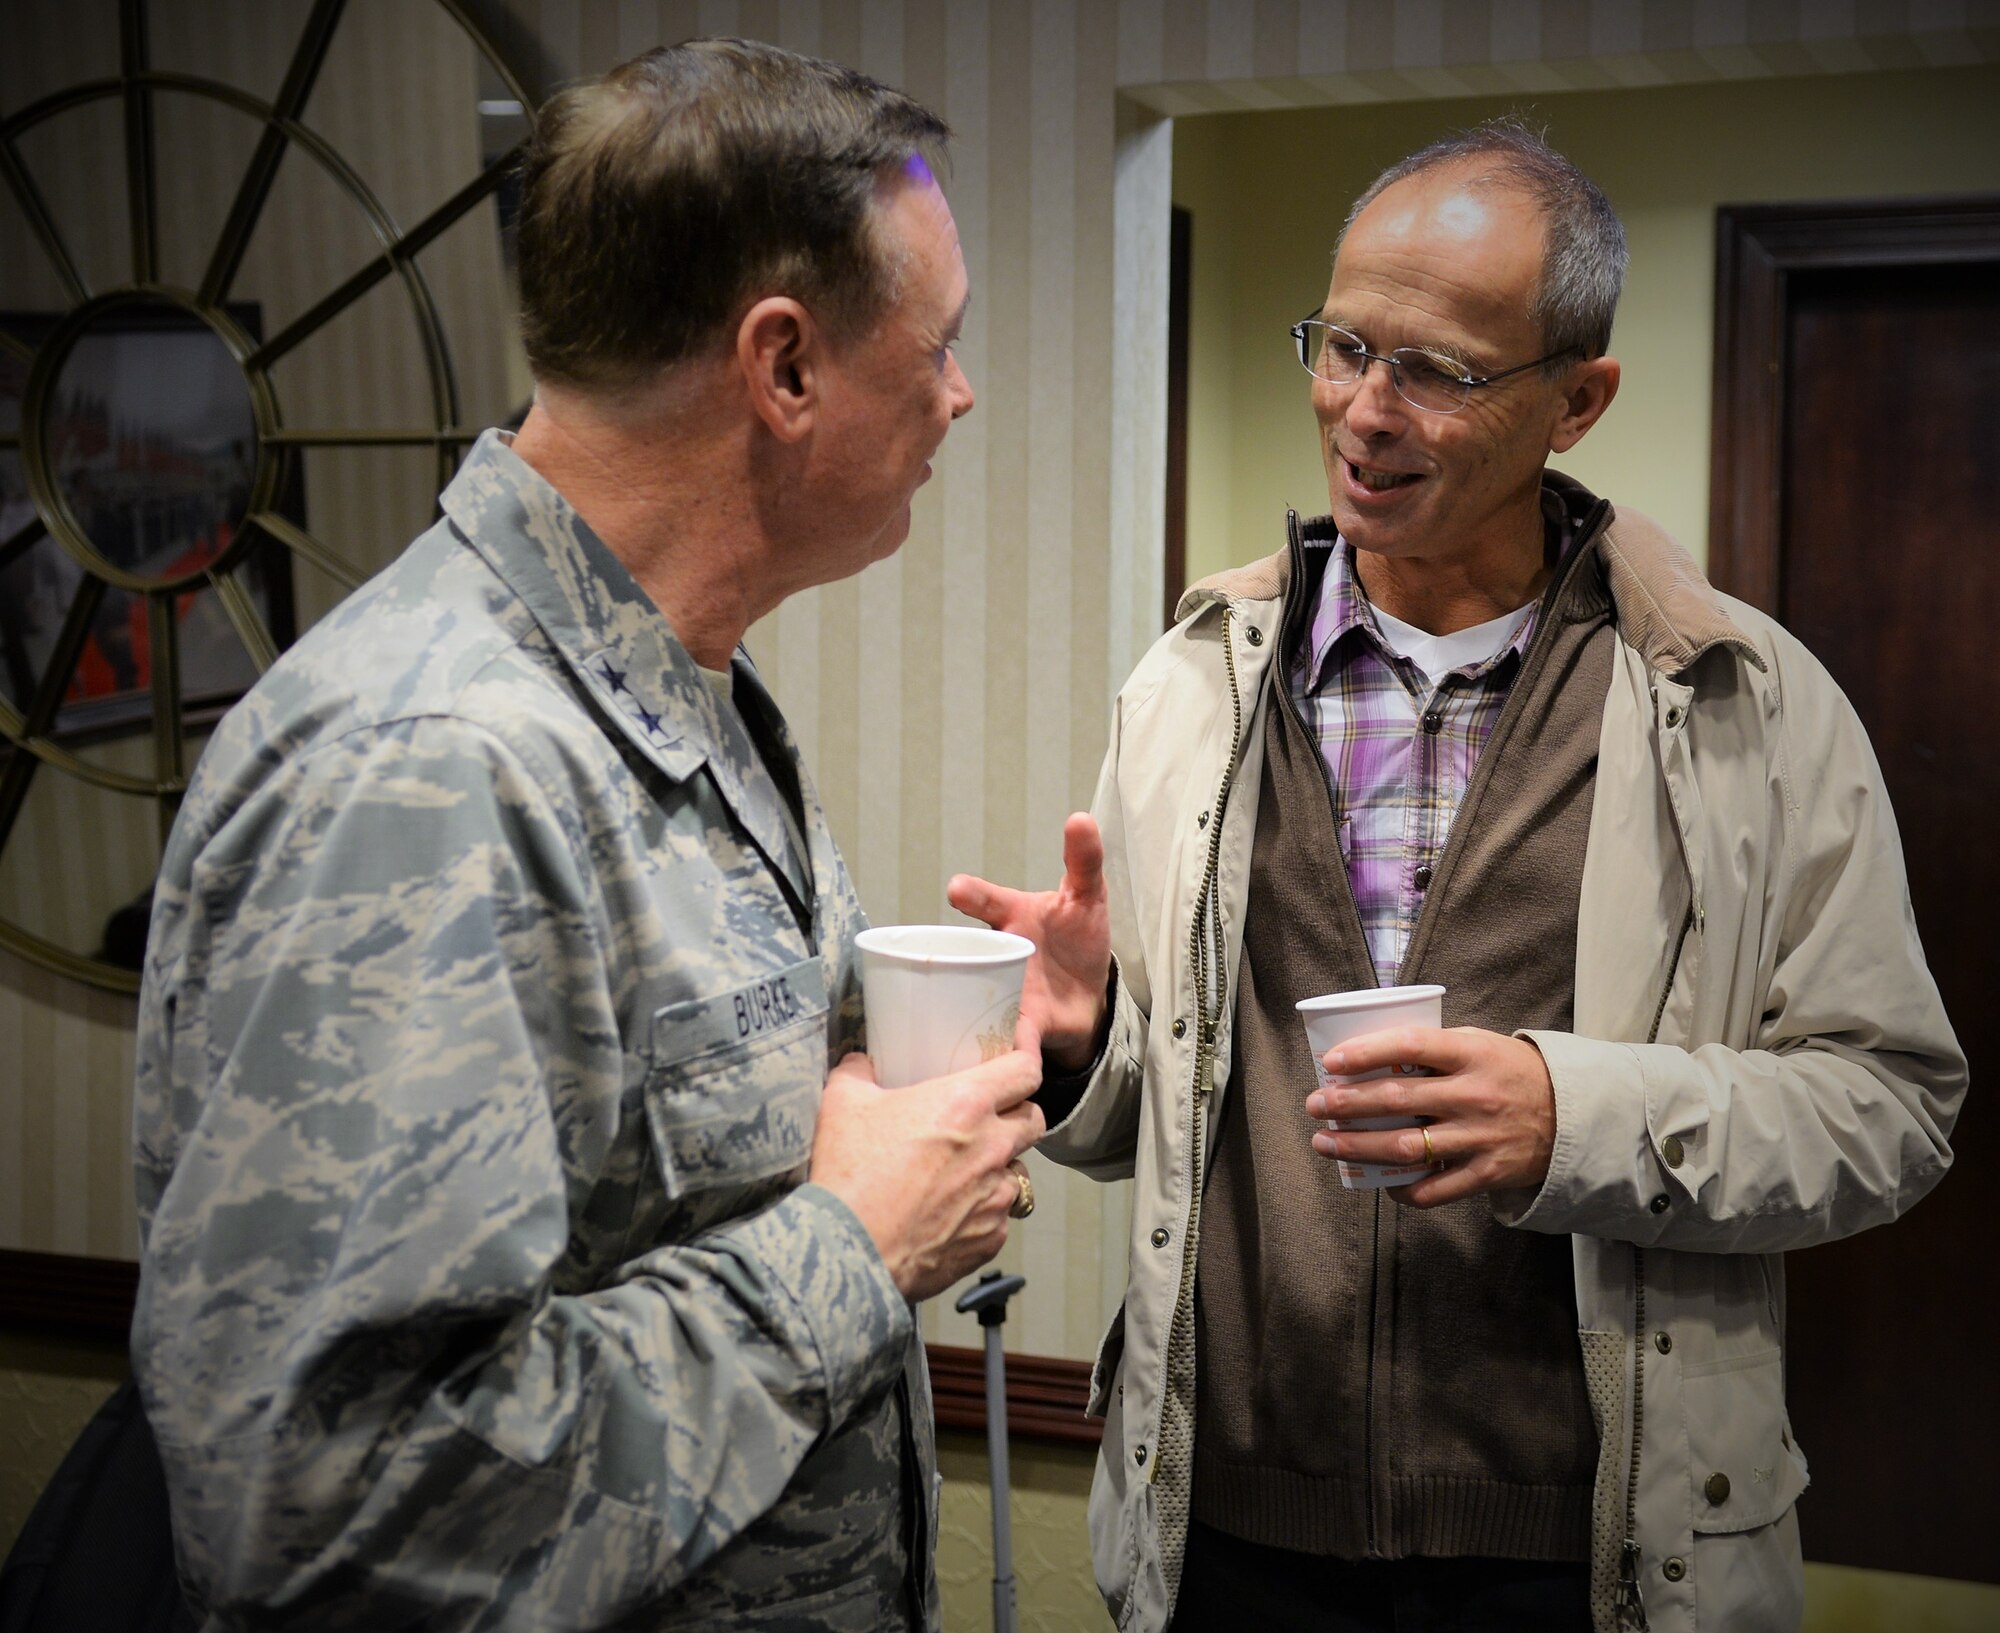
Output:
[738, 297, 818, 443]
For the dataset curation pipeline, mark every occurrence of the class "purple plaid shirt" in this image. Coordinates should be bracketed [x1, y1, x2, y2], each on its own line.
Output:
[1293, 532, 1560, 986]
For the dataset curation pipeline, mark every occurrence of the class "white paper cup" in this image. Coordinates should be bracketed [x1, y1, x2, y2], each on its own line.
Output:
[1295, 984, 1446, 1190]
[855, 925, 1035, 1088]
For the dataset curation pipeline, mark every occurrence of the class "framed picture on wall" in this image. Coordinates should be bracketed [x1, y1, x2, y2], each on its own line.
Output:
[0, 304, 301, 744]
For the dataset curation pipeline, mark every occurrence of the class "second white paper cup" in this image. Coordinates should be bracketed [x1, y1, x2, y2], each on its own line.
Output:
[856, 925, 1034, 1088]
[1295, 984, 1446, 1190]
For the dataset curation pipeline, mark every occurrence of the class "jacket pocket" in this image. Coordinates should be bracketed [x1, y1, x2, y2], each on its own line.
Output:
[645, 957, 827, 1199]
[1088, 1301, 1127, 1419]
[1681, 1346, 1809, 1533]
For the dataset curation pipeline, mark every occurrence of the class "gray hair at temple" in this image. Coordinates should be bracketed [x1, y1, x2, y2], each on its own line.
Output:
[1340, 117, 1628, 365]
[516, 37, 951, 391]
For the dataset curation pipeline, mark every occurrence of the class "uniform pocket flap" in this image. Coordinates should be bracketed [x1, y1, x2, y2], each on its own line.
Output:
[1682, 1346, 1809, 1534]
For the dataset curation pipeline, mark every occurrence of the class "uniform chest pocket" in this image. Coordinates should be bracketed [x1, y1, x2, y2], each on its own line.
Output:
[646, 957, 829, 1199]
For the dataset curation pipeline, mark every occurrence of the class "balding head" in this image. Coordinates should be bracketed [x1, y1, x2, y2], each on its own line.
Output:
[1339, 118, 1627, 365]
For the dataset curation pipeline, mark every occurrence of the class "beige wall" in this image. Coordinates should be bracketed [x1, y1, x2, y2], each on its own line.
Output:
[1173, 62, 2000, 583]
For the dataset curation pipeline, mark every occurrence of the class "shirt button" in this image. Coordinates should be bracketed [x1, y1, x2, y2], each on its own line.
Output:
[1663, 1557, 1687, 1583]
[1151, 1228, 1170, 1248]
[1171, 1018, 1187, 1039]
[1197, 810, 1209, 828]
[1413, 863, 1433, 891]
[1421, 710, 1443, 734]
[1135, 1446, 1148, 1466]
[1705, 1472, 1731, 1506]
[1654, 1330, 1673, 1355]
[1245, 626, 1264, 646]
[1650, 1193, 1671, 1214]
[1662, 1135, 1685, 1168]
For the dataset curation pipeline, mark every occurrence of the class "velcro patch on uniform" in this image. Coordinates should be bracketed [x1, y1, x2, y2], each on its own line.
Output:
[652, 957, 829, 1066]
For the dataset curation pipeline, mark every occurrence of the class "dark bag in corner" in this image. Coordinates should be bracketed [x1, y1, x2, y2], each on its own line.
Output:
[0, 1380, 196, 1633]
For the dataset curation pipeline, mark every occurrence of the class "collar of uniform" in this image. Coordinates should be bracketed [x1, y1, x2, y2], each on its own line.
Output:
[726, 650, 824, 921]
[439, 431, 804, 884]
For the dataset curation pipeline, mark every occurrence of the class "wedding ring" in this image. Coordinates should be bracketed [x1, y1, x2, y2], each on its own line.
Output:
[1008, 1161, 1036, 1219]
[1421, 1125, 1444, 1171]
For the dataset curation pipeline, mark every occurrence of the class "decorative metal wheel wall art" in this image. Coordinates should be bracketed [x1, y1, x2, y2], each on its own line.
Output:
[0, 0, 535, 991]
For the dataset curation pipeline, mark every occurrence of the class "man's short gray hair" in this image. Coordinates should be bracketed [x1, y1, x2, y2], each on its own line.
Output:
[1340, 117, 1628, 365]
[517, 38, 950, 391]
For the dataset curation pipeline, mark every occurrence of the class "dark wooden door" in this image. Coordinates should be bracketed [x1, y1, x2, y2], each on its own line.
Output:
[1710, 199, 2000, 1584]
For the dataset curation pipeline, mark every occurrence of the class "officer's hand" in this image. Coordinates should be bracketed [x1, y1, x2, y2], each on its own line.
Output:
[1304, 1026, 1557, 1207]
[812, 1048, 1045, 1302]
[947, 812, 1112, 1073]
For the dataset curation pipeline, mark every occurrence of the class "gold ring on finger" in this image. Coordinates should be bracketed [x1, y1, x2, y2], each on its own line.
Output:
[1008, 1160, 1036, 1219]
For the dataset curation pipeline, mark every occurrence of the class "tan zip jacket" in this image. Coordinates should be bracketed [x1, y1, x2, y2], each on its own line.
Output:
[1041, 484, 1966, 1633]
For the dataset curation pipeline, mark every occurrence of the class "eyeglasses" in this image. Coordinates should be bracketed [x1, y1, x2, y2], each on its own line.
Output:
[1289, 315, 1580, 414]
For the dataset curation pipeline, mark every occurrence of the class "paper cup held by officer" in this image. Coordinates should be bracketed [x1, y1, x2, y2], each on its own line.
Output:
[855, 925, 1034, 1088]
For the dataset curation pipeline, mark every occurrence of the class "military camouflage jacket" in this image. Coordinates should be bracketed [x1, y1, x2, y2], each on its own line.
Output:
[132, 431, 939, 1632]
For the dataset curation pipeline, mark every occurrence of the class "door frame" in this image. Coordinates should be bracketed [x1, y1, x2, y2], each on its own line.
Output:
[1707, 194, 2000, 613]
[1705, 191, 2000, 1584]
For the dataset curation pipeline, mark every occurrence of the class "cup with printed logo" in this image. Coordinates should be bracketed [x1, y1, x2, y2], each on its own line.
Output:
[855, 925, 1035, 1088]
[1295, 984, 1446, 1189]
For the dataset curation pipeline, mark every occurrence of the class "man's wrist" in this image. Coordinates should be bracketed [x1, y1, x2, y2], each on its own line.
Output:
[1043, 963, 1116, 1076]
[1037, 963, 1117, 1123]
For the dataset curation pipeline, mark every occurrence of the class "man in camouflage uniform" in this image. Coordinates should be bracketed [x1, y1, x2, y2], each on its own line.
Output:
[131, 40, 1042, 1632]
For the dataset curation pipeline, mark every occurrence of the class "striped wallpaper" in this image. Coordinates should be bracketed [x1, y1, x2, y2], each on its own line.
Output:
[3, 0, 1993, 1362]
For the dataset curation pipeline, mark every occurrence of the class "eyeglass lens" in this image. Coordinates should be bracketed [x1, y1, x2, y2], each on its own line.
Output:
[1297, 322, 1470, 412]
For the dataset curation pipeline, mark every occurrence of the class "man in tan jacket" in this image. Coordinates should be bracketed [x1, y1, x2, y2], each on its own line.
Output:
[953, 121, 1964, 1633]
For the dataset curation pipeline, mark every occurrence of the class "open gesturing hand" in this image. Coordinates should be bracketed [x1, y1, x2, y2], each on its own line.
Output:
[946, 812, 1111, 1073]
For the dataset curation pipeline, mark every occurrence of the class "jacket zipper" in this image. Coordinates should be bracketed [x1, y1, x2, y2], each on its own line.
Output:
[1643, 905, 1694, 1057]
[1619, 901, 1692, 1629]
[1617, 1250, 1650, 1631]
[1157, 611, 1246, 1485]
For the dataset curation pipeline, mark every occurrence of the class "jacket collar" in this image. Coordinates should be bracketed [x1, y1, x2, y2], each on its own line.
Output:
[1580, 487, 1766, 676]
[1178, 473, 1765, 679]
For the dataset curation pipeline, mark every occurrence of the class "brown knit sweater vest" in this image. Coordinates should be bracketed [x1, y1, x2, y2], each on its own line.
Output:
[1190, 517, 1616, 1562]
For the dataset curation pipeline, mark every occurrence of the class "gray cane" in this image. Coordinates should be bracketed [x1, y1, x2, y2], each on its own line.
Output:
[955, 1269, 1027, 1633]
